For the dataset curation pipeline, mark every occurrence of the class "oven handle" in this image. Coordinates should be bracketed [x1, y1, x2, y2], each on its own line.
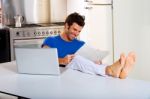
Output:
[14, 39, 44, 48]
[14, 39, 44, 44]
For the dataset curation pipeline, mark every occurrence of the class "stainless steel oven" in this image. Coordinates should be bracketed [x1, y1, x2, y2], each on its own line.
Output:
[9, 24, 64, 61]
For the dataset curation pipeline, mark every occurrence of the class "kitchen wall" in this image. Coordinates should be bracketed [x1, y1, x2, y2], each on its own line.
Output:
[113, 0, 150, 81]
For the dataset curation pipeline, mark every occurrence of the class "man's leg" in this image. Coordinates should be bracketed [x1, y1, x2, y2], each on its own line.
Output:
[67, 55, 107, 76]
[105, 53, 126, 78]
[67, 54, 126, 77]
[119, 52, 136, 79]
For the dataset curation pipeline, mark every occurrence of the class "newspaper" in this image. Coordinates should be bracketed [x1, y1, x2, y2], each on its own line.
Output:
[76, 44, 109, 61]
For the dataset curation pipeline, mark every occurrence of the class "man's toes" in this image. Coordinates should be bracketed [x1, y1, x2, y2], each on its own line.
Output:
[120, 53, 126, 66]
[119, 71, 127, 79]
[128, 52, 136, 62]
[119, 56, 134, 79]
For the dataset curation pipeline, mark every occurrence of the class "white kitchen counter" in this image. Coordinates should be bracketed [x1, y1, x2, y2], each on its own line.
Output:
[0, 61, 150, 99]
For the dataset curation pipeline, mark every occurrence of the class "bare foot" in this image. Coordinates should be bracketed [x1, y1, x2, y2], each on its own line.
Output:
[119, 52, 136, 79]
[106, 53, 126, 77]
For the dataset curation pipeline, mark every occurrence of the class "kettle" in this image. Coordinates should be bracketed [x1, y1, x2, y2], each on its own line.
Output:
[14, 15, 24, 27]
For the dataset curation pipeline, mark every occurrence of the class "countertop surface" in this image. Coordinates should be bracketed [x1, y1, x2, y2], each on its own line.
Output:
[0, 61, 150, 99]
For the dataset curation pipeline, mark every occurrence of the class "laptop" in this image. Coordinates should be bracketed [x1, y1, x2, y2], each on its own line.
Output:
[15, 48, 60, 75]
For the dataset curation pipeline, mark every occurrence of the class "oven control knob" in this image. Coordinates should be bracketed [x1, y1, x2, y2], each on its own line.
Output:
[22, 32, 25, 37]
[16, 32, 20, 36]
[34, 32, 37, 36]
[58, 30, 61, 34]
[42, 31, 45, 35]
[54, 31, 57, 35]
[38, 32, 40, 35]
[46, 31, 49, 35]
[50, 31, 53, 35]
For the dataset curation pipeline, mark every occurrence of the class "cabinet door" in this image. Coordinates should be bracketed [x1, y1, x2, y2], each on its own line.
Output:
[84, 5, 113, 64]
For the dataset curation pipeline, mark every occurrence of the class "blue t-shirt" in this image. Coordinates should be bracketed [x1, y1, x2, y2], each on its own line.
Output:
[42, 35, 85, 58]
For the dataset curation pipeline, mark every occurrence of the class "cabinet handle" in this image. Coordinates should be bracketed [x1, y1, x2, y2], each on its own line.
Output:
[84, 0, 93, 3]
[85, 6, 93, 10]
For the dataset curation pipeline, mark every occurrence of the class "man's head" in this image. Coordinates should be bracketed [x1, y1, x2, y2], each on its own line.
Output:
[63, 12, 85, 41]
[65, 12, 85, 27]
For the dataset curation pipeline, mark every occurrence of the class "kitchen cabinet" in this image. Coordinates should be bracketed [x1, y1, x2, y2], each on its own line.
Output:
[67, 0, 113, 64]
[0, 28, 10, 63]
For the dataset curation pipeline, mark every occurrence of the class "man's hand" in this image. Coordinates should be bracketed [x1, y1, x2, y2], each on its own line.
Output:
[59, 54, 75, 65]
[94, 60, 102, 65]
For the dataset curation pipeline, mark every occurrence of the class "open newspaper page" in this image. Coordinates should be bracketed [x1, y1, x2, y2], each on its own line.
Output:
[76, 44, 109, 61]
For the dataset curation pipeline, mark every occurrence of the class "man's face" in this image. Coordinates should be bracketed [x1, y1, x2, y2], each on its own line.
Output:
[65, 23, 83, 41]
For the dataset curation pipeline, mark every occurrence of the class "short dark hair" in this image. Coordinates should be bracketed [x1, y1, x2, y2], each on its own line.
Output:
[65, 12, 85, 27]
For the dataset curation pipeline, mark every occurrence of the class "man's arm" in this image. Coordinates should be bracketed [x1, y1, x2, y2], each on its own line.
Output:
[59, 54, 75, 65]
[42, 45, 74, 65]
[42, 45, 50, 48]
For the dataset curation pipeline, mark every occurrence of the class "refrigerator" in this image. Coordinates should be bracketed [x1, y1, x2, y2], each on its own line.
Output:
[67, 0, 113, 64]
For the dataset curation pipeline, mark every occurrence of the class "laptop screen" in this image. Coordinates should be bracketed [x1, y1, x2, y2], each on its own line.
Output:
[15, 48, 60, 75]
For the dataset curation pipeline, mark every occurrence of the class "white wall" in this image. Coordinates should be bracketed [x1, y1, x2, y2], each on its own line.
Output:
[113, 0, 150, 81]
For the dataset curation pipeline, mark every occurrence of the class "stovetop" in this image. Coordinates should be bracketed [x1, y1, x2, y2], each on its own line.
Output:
[7, 22, 64, 28]
[9, 22, 64, 39]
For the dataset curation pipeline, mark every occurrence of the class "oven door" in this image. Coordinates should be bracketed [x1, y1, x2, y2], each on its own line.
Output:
[14, 38, 44, 48]
[12, 38, 44, 60]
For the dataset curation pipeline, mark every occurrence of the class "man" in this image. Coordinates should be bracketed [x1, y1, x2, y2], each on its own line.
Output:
[42, 12, 136, 79]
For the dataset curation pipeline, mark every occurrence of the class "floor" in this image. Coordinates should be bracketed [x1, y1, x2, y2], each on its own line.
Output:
[0, 93, 17, 99]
